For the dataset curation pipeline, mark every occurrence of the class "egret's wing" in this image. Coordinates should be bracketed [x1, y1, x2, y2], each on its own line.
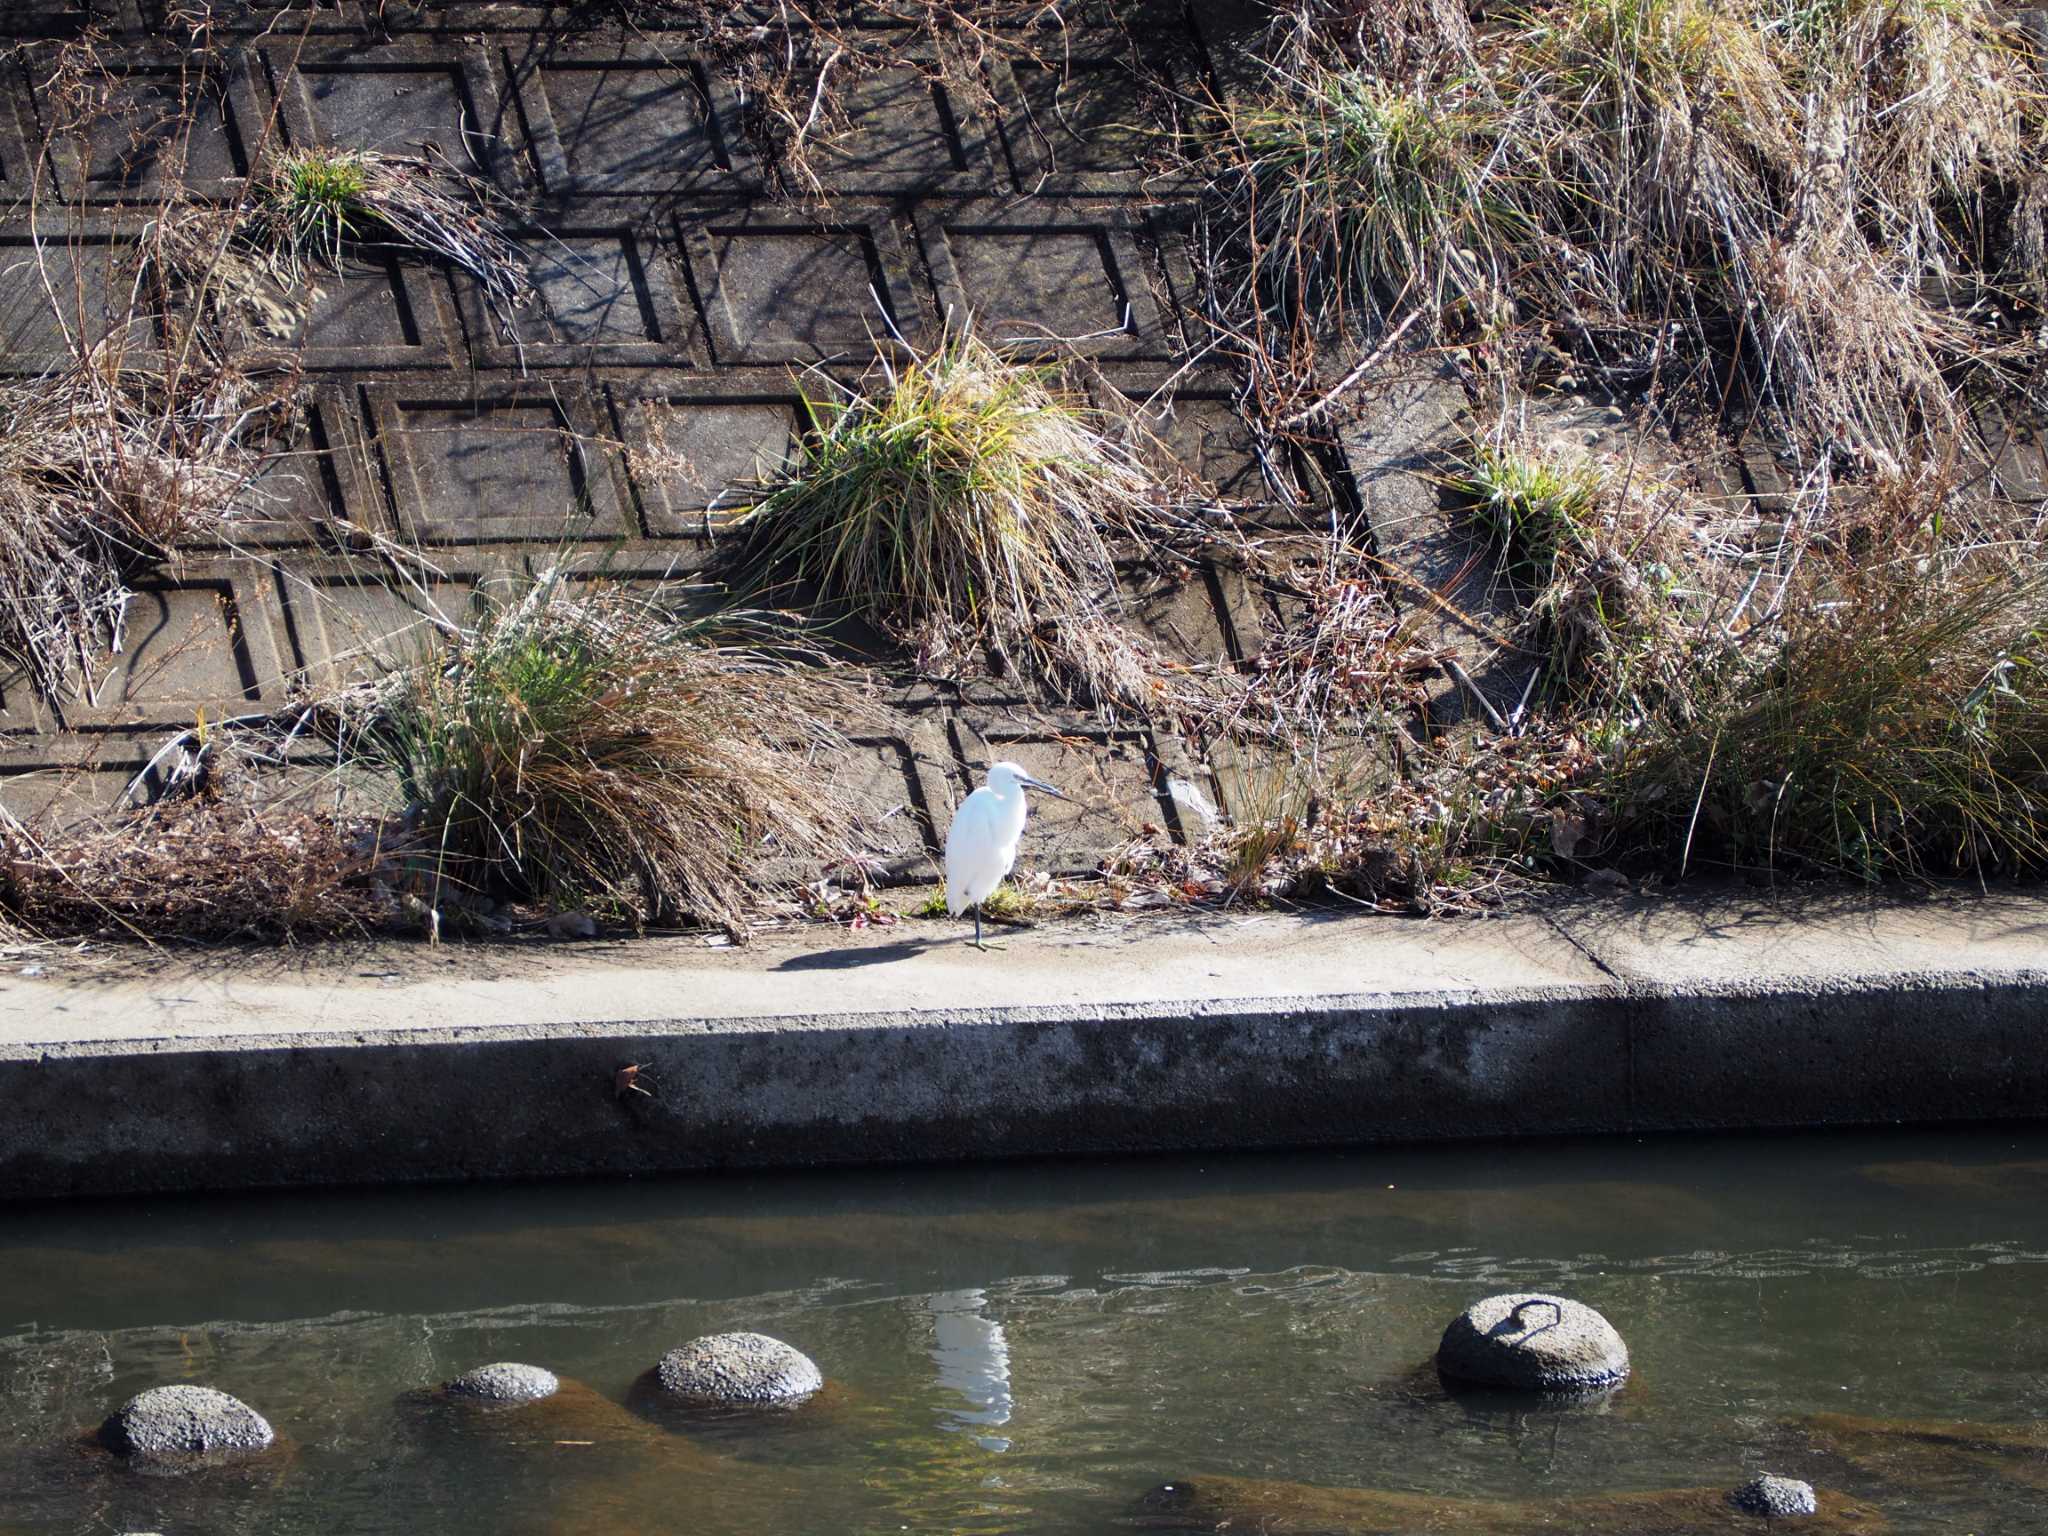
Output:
[944, 790, 992, 915]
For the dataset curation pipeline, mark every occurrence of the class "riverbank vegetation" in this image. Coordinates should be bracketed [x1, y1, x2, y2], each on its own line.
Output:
[1206, 0, 2044, 456]
[4, 0, 2047, 946]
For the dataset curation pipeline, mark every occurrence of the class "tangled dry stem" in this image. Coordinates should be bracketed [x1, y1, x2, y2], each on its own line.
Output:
[0, 344, 297, 704]
[617, 0, 1168, 198]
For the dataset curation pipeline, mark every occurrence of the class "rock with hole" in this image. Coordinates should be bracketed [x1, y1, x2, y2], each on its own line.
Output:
[1435, 1293, 1629, 1394]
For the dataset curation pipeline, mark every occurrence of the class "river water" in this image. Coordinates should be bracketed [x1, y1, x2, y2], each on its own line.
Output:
[3, 1129, 2046, 1533]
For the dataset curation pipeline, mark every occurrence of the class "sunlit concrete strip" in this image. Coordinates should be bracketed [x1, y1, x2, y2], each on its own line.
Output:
[1, 893, 2045, 1198]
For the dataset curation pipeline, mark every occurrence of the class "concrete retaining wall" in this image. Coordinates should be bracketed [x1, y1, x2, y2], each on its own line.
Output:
[5, 966, 2043, 1199]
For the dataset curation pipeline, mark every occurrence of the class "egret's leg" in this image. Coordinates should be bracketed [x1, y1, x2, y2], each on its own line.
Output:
[970, 904, 1005, 952]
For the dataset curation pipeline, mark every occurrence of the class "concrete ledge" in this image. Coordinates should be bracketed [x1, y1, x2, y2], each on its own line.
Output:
[3, 894, 2046, 1198]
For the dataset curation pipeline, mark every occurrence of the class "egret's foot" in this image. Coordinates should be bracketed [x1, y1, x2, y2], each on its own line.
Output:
[969, 937, 1008, 952]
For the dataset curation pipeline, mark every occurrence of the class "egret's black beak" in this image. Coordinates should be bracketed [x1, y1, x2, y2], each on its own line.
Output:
[1023, 775, 1071, 802]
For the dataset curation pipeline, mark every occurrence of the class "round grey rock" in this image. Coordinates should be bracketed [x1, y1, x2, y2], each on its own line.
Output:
[444, 1362, 559, 1404]
[1729, 1474, 1819, 1518]
[1436, 1293, 1630, 1393]
[102, 1385, 274, 1462]
[654, 1332, 822, 1408]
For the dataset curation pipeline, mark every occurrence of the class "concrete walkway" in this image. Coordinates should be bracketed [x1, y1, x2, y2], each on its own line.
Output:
[3, 891, 2045, 1197]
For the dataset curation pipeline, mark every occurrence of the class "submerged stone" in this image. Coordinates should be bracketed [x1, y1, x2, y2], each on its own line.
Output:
[100, 1385, 274, 1466]
[1729, 1475, 1819, 1517]
[1436, 1292, 1629, 1393]
[654, 1331, 823, 1408]
[1126, 1473, 1887, 1533]
[1794, 1411, 2048, 1494]
[445, 1362, 560, 1405]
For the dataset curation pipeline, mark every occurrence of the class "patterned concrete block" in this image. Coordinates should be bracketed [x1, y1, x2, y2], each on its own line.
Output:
[0, 64, 38, 200]
[366, 384, 629, 544]
[1109, 387, 1334, 518]
[1122, 561, 1244, 667]
[835, 733, 945, 880]
[0, 229, 150, 371]
[511, 50, 739, 197]
[1336, 362, 1542, 731]
[190, 388, 361, 551]
[46, 61, 259, 203]
[60, 574, 291, 730]
[1975, 398, 2047, 506]
[295, 254, 456, 370]
[276, 562, 463, 688]
[802, 54, 993, 193]
[463, 225, 697, 369]
[917, 198, 1172, 359]
[675, 200, 922, 364]
[0, 663, 60, 737]
[261, 42, 511, 181]
[616, 388, 803, 537]
[994, 56, 1160, 194]
[0, 763, 145, 826]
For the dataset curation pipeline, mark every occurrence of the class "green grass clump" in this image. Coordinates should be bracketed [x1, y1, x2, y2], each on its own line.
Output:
[1452, 440, 1608, 589]
[734, 332, 1165, 709]
[1219, 68, 1511, 346]
[917, 881, 1033, 919]
[250, 147, 531, 336]
[262, 149, 372, 270]
[359, 568, 864, 933]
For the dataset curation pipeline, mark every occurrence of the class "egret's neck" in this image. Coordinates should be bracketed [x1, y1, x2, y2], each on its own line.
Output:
[990, 785, 1030, 839]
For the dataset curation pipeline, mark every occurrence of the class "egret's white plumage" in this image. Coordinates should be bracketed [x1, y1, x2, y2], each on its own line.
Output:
[944, 761, 1067, 948]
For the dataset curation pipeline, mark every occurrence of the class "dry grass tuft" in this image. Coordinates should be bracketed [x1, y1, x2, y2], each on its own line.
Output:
[733, 332, 1175, 710]
[1205, 0, 2047, 454]
[249, 147, 532, 341]
[1226, 538, 1447, 740]
[1595, 470, 2048, 880]
[0, 346, 295, 703]
[351, 567, 870, 935]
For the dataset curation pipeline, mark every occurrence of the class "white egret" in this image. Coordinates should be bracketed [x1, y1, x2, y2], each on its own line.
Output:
[944, 761, 1069, 950]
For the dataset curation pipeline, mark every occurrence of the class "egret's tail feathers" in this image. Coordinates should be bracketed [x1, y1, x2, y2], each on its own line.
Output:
[945, 886, 967, 917]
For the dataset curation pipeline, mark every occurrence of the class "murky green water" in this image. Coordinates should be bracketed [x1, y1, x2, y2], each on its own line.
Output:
[4, 1131, 2047, 1534]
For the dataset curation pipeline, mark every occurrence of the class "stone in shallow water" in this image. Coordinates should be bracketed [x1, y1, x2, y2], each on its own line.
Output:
[1127, 1474, 1885, 1534]
[445, 1362, 560, 1404]
[101, 1385, 274, 1463]
[654, 1332, 822, 1407]
[1435, 1292, 1630, 1393]
[1730, 1474, 1820, 1517]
